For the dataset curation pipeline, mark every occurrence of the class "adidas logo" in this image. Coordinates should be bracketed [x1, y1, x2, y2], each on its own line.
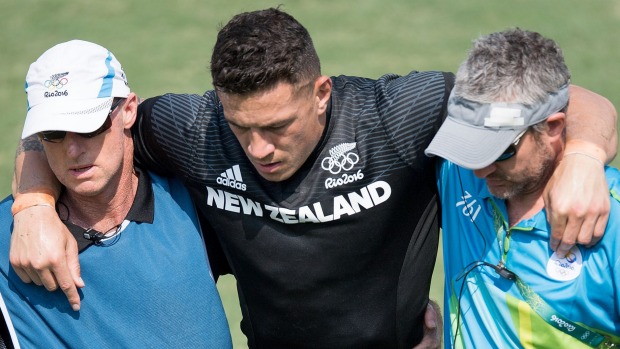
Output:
[216, 164, 247, 191]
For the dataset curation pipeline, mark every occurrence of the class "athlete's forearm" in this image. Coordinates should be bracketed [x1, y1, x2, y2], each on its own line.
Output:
[565, 85, 618, 163]
[131, 97, 178, 177]
[544, 85, 617, 255]
[12, 135, 60, 206]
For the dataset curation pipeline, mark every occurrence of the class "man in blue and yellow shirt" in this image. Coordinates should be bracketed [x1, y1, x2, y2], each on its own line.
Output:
[426, 28, 620, 348]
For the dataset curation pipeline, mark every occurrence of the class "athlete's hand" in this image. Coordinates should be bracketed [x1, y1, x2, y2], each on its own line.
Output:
[10, 205, 84, 311]
[412, 300, 442, 349]
[544, 149, 609, 256]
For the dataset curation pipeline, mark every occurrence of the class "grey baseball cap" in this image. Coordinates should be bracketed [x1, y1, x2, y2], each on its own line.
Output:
[425, 84, 569, 169]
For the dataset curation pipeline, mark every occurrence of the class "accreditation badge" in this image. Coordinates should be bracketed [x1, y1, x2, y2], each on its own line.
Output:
[546, 245, 583, 281]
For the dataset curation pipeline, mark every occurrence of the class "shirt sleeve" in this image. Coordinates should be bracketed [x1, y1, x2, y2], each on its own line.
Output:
[376, 70, 454, 167]
[132, 92, 218, 179]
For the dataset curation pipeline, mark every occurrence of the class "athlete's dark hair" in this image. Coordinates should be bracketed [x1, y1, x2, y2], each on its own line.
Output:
[211, 7, 321, 95]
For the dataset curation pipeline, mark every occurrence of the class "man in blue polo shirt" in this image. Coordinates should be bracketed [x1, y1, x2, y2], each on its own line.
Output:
[426, 28, 620, 348]
[1, 40, 232, 348]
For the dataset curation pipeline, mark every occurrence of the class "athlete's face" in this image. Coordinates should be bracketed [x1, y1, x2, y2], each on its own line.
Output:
[473, 129, 558, 200]
[220, 77, 332, 182]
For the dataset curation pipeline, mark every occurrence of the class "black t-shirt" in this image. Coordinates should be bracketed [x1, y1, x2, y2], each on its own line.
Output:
[134, 71, 454, 348]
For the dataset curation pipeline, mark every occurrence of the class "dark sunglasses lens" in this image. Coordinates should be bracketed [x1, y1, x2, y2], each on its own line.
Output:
[79, 116, 113, 138]
[39, 131, 66, 142]
[37, 99, 120, 142]
[496, 145, 516, 162]
[38, 117, 111, 142]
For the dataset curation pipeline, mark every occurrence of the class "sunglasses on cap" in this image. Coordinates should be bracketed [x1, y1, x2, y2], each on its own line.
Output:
[38, 98, 125, 143]
[495, 129, 527, 162]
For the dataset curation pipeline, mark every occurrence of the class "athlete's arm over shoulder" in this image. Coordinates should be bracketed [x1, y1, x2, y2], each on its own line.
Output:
[545, 85, 618, 255]
[378, 71, 454, 163]
[133, 92, 220, 178]
[11, 136, 82, 312]
[133, 94, 197, 175]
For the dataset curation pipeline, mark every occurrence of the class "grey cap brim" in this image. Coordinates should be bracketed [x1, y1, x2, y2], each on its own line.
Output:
[425, 84, 569, 169]
[425, 116, 524, 170]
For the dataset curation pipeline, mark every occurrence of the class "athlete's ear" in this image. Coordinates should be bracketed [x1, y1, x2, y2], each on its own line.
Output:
[315, 76, 332, 115]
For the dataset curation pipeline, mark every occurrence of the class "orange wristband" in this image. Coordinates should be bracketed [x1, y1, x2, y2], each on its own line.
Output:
[11, 191, 57, 216]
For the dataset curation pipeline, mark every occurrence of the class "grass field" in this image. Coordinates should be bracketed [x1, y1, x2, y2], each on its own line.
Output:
[1, 1, 619, 348]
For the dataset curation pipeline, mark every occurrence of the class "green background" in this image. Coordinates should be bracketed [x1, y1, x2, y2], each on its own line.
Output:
[1, 1, 619, 348]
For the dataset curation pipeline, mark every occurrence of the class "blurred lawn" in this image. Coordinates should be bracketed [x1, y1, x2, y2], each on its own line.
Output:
[1, 1, 619, 348]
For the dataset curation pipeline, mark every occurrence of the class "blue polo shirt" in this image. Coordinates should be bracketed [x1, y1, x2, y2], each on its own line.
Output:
[0, 170, 232, 348]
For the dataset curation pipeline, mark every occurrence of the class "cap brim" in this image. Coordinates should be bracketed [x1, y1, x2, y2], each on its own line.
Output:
[22, 97, 113, 139]
[425, 116, 525, 169]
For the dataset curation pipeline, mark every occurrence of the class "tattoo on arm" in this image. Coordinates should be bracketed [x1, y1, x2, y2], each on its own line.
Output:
[16, 135, 43, 157]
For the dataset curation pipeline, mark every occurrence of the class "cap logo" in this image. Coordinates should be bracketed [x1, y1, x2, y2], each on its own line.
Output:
[484, 107, 524, 127]
[43, 72, 69, 98]
[44, 72, 69, 90]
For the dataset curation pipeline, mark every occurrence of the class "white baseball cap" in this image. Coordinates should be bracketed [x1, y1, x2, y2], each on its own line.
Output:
[22, 39, 130, 139]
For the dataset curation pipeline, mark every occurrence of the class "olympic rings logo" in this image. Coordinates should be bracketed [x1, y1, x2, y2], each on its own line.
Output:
[44, 77, 68, 90]
[321, 152, 359, 174]
[321, 142, 360, 174]
[44, 72, 69, 90]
